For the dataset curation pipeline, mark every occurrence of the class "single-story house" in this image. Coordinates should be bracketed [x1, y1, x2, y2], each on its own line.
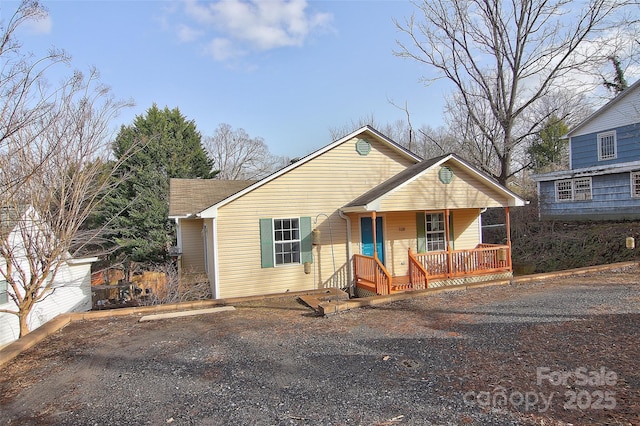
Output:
[169, 126, 526, 299]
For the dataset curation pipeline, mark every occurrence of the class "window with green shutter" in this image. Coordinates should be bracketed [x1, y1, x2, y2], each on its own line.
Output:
[260, 217, 312, 268]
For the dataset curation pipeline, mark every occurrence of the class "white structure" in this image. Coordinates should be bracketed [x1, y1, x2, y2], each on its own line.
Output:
[0, 206, 96, 347]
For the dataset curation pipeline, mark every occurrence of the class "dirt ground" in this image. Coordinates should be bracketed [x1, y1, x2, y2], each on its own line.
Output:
[1, 268, 639, 425]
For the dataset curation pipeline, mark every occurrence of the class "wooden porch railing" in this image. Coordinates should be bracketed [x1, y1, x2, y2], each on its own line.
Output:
[353, 254, 392, 295]
[354, 244, 511, 295]
[415, 244, 511, 279]
[407, 248, 428, 290]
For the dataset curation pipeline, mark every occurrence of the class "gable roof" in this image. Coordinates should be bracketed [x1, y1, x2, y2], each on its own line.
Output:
[343, 153, 527, 211]
[567, 78, 640, 137]
[169, 179, 255, 218]
[196, 126, 422, 218]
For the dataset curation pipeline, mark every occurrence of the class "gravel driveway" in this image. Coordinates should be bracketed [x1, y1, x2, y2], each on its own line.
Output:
[1, 268, 639, 425]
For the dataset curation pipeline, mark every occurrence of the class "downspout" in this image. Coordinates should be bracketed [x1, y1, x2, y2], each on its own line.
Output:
[339, 210, 352, 294]
[479, 207, 487, 244]
[211, 217, 220, 299]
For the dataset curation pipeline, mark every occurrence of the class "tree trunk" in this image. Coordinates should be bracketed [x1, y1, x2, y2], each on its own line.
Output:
[19, 312, 30, 337]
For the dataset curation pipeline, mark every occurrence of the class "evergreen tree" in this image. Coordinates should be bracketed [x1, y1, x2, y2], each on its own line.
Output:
[98, 105, 215, 267]
[528, 116, 570, 173]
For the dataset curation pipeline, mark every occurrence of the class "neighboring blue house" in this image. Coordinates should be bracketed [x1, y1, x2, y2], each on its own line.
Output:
[533, 79, 640, 221]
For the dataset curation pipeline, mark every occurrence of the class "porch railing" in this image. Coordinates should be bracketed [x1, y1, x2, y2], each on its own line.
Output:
[353, 254, 392, 295]
[415, 244, 511, 279]
[408, 248, 428, 290]
[354, 244, 511, 295]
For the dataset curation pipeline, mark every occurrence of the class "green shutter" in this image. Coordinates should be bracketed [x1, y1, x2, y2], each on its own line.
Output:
[300, 217, 313, 264]
[259, 219, 274, 268]
[416, 212, 426, 253]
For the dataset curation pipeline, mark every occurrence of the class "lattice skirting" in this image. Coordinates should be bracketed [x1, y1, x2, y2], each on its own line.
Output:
[354, 272, 513, 297]
[428, 272, 512, 288]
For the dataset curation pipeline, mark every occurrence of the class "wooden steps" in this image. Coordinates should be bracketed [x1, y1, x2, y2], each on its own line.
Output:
[298, 288, 350, 314]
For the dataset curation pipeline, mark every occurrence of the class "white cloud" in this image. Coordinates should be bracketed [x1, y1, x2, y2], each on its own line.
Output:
[177, 24, 202, 42]
[177, 0, 332, 60]
[23, 13, 52, 35]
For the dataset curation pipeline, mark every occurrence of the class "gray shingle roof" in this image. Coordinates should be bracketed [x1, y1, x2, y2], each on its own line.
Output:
[169, 179, 256, 217]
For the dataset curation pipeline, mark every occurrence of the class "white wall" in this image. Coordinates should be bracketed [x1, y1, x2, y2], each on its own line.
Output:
[0, 259, 93, 348]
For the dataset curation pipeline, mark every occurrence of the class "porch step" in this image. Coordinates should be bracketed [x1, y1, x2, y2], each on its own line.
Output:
[298, 288, 349, 313]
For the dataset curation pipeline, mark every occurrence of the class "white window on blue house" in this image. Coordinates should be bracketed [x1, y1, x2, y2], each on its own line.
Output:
[555, 178, 592, 202]
[0, 280, 8, 304]
[631, 172, 640, 198]
[598, 131, 617, 161]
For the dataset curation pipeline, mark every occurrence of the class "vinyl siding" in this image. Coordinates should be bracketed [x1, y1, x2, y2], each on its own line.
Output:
[452, 209, 481, 250]
[378, 161, 509, 211]
[179, 219, 206, 273]
[214, 137, 417, 298]
[0, 261, 92, 348]
[571, 87, 640, 137]
[539, 172, 640, 220]
[571, 123, 640, 169]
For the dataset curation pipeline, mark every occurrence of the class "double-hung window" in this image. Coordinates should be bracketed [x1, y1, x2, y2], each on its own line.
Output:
[425, 212, 446, 251]
[631, 172, 640, 198]
[555, 178, 592, 202]
[259, 217, 312, 268]
[598, 131, 617, 161]
[274, 218, 300, 265]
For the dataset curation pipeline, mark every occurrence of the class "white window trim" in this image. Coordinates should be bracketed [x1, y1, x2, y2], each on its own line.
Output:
[631, 171, 640, 198]
[597, 130, 617, 161]
[555, 177, 592, 202]
[425, 211, 447, 252]
[273, 217, 301, 266]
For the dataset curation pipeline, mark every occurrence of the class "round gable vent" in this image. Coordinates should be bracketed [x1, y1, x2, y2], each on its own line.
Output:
[439, 166, 454, 184]
[356, 138, 371, 156]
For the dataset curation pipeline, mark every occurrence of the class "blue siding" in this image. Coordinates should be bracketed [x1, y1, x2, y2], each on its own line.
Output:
[571, 123, 640, 169]
[540, 172, 640, 220]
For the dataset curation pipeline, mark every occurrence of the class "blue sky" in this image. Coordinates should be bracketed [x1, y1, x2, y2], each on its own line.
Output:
[10, 0, 449, 158]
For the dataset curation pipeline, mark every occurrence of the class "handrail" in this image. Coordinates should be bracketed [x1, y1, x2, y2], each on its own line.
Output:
[408, 248, 428, 290]
[414, 244, 511, 278]
[353, 254, 393, 295]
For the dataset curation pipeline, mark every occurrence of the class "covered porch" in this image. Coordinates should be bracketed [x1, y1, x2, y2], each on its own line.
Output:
[352, 211, 512, 296]
[339, 154, 524, 297]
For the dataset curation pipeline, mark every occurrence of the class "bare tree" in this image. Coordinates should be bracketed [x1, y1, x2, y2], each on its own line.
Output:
[395, 0, 637, 185]
[204, 123, 288, 180]
[0, 2, 132, 336]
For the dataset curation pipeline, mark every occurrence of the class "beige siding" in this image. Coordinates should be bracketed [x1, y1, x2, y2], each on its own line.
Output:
[382, 212, 417, 277]
[0, 261, 92, 348]
[379, 161, 510, 211]
[215, 138, 416, 298]
[451, 209, 481, 250]
[180, 219, 206, 274]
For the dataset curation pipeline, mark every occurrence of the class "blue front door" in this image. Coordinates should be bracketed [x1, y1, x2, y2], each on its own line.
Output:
[361, 217, 384, 264]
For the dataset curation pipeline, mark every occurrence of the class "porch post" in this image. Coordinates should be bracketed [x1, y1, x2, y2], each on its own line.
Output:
[505, 206, 512, 270]
[445, 208, 452, 278]
[371, 211, 377, 261]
